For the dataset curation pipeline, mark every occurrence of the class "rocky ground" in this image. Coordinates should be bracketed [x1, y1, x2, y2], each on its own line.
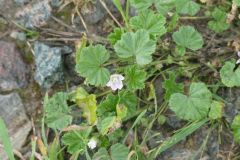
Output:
[0, 0, 240, 159]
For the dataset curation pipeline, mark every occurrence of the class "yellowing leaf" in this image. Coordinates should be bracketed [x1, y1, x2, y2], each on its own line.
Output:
[70, 87, 97, 125]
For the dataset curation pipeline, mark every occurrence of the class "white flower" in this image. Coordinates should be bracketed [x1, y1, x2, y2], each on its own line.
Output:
[106, 74, 124, 91]
[87, 138, 97, 150]
[237, 51, 240, 64]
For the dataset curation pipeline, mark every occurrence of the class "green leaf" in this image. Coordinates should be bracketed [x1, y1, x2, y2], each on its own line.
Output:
[209, 101, 223, 120]
[97, 91, 137, 121]
[124, 65, 146, 90]
[175, 45, 186, 56]
[130, 0, 154, 11]
[172, 26, 204, 51]
[208, 8, 230, 33]
[0, 117, 15, 160]
[119, 91, 137, 120]
[169, 82, 212, 121]
[176, 0, 200, 16]
[62, 129, 91, 154]
[110, 143, 129, 160]
[44, 92, 72, 130]
[155, 0, 176, 15]
[69, 87, 97, 125]
[108, 28, 124, 45]
[236, 0, 240, 6]
[93, 148, 110, 160]
[116, 104, 128, 119]
[163, 72, 184, 101]
[130, 10, 166, 38]
[114, 29, 156, 65]
[75, 45, 110, 86]
[220, 61, 240, 87]
[97, 116, 118, 135]
[231, 114, 240, 143]
[97, 93, 119, 118]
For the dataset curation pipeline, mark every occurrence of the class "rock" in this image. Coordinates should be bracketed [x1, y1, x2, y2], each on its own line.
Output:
[81, 1, 107, 24]
[33, 42, 64, 88]
[64, 53, 84, 85]
[0, 93, 31, 159]
[10, 31, 27, 41]
[15, 0, 52, 28]
[168, 149, 209, 160]
[14, 0, 29, 6]
[0, 41, 28, 92]
[166, 113, 182, 129]
[222, 89, 240, 122]
[50, 0, 61, 7]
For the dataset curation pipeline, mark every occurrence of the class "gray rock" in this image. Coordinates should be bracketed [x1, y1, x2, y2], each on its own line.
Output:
[15, 0, 52, 28]
[10, 31, 27, 41]
[50, 0, 61, 7]
[33, 42, 64, 88]
[0, 93, 31, 159]
[14, 0, 29, 5]
[166, 114, 182, 129]
[168, 149, 209, 160]
[81, 1, 106, 24]
[0, 41, 28, 92]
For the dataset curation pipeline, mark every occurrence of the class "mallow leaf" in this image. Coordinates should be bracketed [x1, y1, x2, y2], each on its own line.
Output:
[93, 148, 110, 160]
[124, 65, 146, 90]
[97, 116, 119, 135]
[176, 0, 200, 16]
[155, 0, 176, 15]
[75, 45, 110, 86]
[61, 128, 91, 154]
[130, 10, 166, 38]
[110, 143, 129, 160]
[163, 72, 184, 101]
[130, 0, 154, 11]
[169, 82, 212, 121]
[208, 8, 230, 33]
[44, 92, 72, 130]
[220, 61, 240, 87]
[69, 87, 97, 125]
[92, 143, 129, 160]
[237, 0, 240, 6]
[209, 101, 223, 120]
[108, 28, 124, 45]
[173, 26, 203, 52]
[97, 91, 137, 120]
[231, 114, 240, 143]
[114, 29, 156, 65]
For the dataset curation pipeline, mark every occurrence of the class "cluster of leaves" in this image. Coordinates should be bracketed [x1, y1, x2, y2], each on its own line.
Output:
[37, 0, 240, 160]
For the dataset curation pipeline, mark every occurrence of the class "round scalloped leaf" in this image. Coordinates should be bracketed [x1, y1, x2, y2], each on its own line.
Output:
[114, 29, 156, 65]
[220, 61, 240, 87]
[172, 26, 203, 51]
[130, 10, 166, 37]
[169, 82, 212, 121]
[130, 0, 153, 11]
[44, 92, 72, 130]
[110, 143, 129, 160]
[124, 65, 146, 90]
[176, 0, 200, 16]
[155, 0, 176, 15]
[75, 45, 110, 86]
